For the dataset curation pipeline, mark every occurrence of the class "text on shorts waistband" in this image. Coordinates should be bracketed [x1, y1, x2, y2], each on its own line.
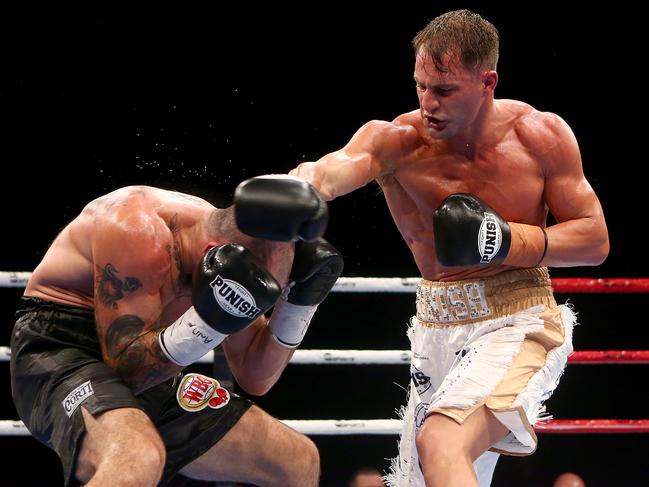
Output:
[415, 267, 554, 326]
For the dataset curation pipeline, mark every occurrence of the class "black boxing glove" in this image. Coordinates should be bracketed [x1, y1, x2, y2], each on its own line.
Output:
[268, 238, 343, 348]
[159, 244, 282, 365]
[234, 175, 328, 241]
[433, 193, 547, 268]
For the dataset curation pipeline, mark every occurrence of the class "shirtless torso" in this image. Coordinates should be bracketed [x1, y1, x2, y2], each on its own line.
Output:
[291, 99, 607, 280]
[376, 102, 549, 279]
[24, 184, 296, 393]
[14, 183, 324, 487]
[26, 186, 212, 321]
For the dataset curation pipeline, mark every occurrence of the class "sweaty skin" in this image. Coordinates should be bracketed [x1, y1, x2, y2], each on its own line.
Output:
[25, 186, 295, 394]
[290, 53, 609, 280]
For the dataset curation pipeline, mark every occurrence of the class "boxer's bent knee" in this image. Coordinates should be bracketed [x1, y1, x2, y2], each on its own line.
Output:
[246, 405, 320, 485]
[181, 404, 319, 487]
[416, 408, 509, 462]
[76, 407, 165, 485]
[416, 413, 468, 459]
[286, 429, 320, 486]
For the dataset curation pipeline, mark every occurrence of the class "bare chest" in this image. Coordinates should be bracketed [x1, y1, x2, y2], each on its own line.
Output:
[388, 146, 545, 222]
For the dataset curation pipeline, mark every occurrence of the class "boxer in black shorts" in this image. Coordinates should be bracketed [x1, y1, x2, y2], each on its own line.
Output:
[12, 297, 254, 486]
[11, 178, 343, 487]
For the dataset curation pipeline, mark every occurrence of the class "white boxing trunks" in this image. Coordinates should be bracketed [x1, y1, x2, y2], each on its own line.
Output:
[386, 267, 575, 487]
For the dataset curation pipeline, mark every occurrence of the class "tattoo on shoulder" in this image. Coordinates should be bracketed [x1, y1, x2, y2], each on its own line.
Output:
[96, 263, 142, 309]
[167, 214, 191, 294]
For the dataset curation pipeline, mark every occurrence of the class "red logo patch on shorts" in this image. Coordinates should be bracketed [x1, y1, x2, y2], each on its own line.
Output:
[176, 373, 230, 412]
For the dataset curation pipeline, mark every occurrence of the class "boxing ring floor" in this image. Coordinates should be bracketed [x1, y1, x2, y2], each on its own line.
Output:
[1, 273, 648, 486]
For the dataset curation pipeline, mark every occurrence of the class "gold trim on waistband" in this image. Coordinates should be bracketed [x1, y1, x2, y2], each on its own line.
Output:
[416, 267, 555, 326]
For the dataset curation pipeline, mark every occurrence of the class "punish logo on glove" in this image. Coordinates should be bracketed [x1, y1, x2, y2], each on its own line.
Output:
[210, 275, 261, 319]
[478, 213, 503, 263]
[176, 373, 230, 412]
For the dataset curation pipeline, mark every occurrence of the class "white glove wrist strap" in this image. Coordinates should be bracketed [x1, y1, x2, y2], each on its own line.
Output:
[268, 299, 317, 348]
[158, 306, 227, 366]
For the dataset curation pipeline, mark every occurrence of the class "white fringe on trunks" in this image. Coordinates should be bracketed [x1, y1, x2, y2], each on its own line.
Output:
[386, 304, 576, 487]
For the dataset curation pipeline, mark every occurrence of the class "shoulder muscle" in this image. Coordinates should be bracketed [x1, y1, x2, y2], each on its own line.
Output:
[517, 110, 582, 176]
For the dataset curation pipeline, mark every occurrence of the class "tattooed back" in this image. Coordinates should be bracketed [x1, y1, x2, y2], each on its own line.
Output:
[24, 185, 214, 312]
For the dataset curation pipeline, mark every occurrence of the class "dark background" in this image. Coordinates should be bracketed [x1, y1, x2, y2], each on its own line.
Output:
[1, 3, 648, 486]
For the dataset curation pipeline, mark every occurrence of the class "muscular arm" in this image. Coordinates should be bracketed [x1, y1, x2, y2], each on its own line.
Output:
[222, 316, 294, 396]
[289, 120, 408, 200]
[223, 237, 342, 396]
[535, 113, 610, 266]
[93, 211, 181, 394]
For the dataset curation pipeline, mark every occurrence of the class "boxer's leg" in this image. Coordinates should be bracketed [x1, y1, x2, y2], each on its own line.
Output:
[75, 407, 166, 487]
[416, 405, 508, 487]
[180, 405, 319, 487]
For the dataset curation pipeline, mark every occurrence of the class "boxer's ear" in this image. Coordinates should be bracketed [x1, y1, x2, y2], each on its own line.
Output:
[482, 70, 498, 93]
[203, 241, 219, 254]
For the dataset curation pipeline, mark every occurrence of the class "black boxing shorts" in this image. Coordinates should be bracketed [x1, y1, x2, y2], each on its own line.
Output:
[10, 296, 253, 487]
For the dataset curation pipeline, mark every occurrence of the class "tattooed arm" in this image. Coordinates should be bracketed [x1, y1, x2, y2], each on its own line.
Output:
[93, 209, 181, 394]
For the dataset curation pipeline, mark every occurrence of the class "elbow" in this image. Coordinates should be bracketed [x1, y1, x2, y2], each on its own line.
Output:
[580, 217, 610, 266]
[592, 239, 610, 266]
[587, 232, 610, 266]
[238, 379, 274, 396]
[233, 370, 276, 396]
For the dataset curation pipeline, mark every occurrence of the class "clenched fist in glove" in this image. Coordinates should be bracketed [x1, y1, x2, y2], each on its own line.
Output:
[159, 244, 282, 366]
[268, 238, 344, 348]
[234, 175, 329, 242]
[433, 193, 548, 268]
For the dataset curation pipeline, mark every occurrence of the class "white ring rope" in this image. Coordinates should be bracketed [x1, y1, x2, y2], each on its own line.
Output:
[4, 348, 647, 364]
[0, 419, 403, 436]
[0, 272, 32, 288]
[2, 272, 420, 292]
[290, 349, 412, 364]
[0, 347, 412, 364]
[3, 419, 648, 436]
[332, 277, 420, 293]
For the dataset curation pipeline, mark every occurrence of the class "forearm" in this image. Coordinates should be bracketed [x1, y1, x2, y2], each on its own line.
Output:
[225, 323, 295, 396]
[290, 161, 329, 198]
[504, 218, 608, 268]
[503, 223, 547, 268]
[106, 329, 184, 395]
[542, 216, 609, 267]
[290, 151, 375, 201]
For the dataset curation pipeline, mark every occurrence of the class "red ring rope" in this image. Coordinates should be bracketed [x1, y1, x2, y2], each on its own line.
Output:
[535, 419, 649, 433]
[552, 278, 649, 293]
[568, 350, 649, 364]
